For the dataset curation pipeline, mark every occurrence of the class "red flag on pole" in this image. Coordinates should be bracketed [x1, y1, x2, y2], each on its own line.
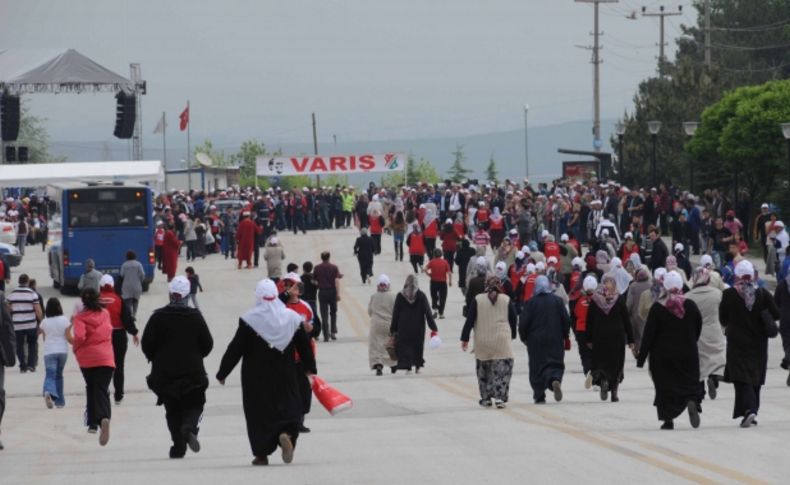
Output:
[179, 105, 189, 131]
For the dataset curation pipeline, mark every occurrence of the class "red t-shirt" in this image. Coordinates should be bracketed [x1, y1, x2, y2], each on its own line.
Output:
[286, 299, 316, 361]
[426, 258, 451, 282]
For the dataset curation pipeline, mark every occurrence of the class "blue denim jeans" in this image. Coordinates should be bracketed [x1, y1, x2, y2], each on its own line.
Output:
[43, 353, 68, 406]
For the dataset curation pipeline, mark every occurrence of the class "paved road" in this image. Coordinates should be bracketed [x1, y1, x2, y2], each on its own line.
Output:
[1, 229, 787, 484]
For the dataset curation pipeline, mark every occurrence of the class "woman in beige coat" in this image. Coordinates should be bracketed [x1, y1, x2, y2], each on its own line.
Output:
[461, 276, 518, 408]
[368, 275, 397, 375]
[263, 238, 285, 281]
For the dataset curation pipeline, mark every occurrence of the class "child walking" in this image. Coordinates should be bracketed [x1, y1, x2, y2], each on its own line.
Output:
[185, 266, 203, 310]
[39, 298, 70, 408]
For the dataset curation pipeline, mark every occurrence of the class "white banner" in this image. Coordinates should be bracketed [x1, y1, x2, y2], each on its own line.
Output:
[256, 153, 405, 176]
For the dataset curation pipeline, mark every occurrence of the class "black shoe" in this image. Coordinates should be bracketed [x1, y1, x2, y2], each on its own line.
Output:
[786, 372, 790, 387]
[600, 380, 609, 401]
[740, 413, 757, 428]
[169, 446, 186, 458]
[183, 429, 200, 453]
[661, 420, 674, 430]
[552, 380, 563, 402]
[707, 376, 717, 400]
[391, 367, 397, 374]
[330, 334, 337, 341]
[687, 401, 701, 429]
[376, 368, 383, 376]
[479, 399, 493, 408]
[781, 360, 789, 370]
[297, 424, 311, 433]
[534, 398, 546, 405]
[610, 389, 619, 403]
[27, 367, 35, 373]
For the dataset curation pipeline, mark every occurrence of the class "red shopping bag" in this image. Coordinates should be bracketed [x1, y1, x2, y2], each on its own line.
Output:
[311, 375, 353, 416]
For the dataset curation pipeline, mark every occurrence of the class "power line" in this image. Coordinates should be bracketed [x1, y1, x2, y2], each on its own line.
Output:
[709, 18, 790, 32]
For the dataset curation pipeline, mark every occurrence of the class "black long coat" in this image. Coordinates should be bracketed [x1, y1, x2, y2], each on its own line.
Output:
[216, 320, 317, 458]
[586, 296, 634, 386]
[519, 293, 570, 396]
[390, 291, 438, 370]
[637, 300, 702, 421]
[354, 235, 375, 265]
[719, 287, 779, 385]
[142, 304, 214, 403]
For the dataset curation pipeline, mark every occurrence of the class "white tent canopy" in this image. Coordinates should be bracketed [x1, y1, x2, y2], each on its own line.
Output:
[0, 49, 135, 94]
[0, 161, 163, 186]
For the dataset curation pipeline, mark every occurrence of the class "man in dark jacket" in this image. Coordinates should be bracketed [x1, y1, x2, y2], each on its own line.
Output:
[649, 227, 668, 271]
[353, 228, 376, 284]
[0, 290, 13, 450]
[142, 276, 213, 459]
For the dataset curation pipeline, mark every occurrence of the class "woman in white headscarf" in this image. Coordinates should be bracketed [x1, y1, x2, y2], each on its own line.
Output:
[720, 260, 779, 427]
[216, 279, 317, 466]
[607, 257, 633, 295]
[686, 267, 726, 400]
[368, 275, 397, 375]
[390, 274, 438, 374]
[637, 271, 703, 430]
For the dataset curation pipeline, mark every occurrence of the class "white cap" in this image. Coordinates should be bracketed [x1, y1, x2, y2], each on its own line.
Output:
[255, 279, 278, 302]
[377, 274, 391, 287]
[269, 236, 279, 245]
[521, 245, 530, 253]
[699, 254, 713, 267]
[526, 263, 536, 274]
[601, 229, 609, 237]
[169, 276, 191, 297]
[541, 230, 549, 238]
[99, 274, 115, 288]
[735, 260, 755, 278]
[583, 275, 598, 291]
[674, 242, 684, 252]
[516, 251, 526, 260]
[663, 271, 683, 291]
[535, 261, 546, 271]
[572, 256, 584, 268]
[495, 261, 507, 272]
[547, 256, 558, 264]
[445, 218, 453, 224]
[284, 272, 301, 283]
[475, 256, 488, 267]
[611, 257, 622, 268]
[510, 228, 518, 235]
[761, 203, 769, 209]
[624, 232, 633, 240]
[776, 221, 785, 228]
[654, 267, 667, 280]
[560, 233, 569, 242]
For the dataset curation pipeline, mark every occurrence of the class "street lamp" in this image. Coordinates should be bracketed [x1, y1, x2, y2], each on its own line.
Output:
[524, 104, 530, 180]
[615, 121, 626, 184]
[683, 121, 699, 193]
[648, 121, 662, 188]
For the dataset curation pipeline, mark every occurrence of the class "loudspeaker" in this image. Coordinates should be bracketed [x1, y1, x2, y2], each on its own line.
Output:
[5, 146, 16, 162]
[113, 91, 136, 139]
[18, 146, 28, 162]
[1, 93, 20, 142]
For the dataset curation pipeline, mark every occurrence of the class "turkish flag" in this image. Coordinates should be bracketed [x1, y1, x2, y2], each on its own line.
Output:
[179, 105, 189, 131]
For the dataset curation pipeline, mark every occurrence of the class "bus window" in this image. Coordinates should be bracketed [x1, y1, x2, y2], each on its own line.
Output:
[67, 189, 148, 228]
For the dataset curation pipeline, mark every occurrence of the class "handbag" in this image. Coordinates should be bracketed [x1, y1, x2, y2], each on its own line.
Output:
[761, 309, 779, 338]
[385, 335, 397, 361]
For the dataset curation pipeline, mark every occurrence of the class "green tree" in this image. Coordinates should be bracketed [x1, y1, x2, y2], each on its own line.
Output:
[231, 139, 269, 180]
[687, 79, 790, 212]
[447, 144, 472, 183]
[485, 153, 499, 183]
[16, 104, 64, 163]
[381, 154, 441, 187]
[613, 0, 790, 190]
[193, 139, 230, 167]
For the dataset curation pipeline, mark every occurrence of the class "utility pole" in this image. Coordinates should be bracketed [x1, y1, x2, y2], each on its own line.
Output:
[312, 112, 319, 187]
[130, 63, 143, 161]
[575, 0, 617, 153]
[523, 104, 529, 179]
[642, 5, 683, 77]
[704, 0, 711, 68]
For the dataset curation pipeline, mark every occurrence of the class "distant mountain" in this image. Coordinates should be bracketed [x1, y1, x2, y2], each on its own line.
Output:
[49, 119, 617, 186]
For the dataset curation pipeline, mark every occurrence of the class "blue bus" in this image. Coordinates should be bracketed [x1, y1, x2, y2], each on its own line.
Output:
[48, 182, 155, 293]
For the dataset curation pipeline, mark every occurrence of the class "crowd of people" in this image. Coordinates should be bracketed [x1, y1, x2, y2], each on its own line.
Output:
[1, 175, 790, 462]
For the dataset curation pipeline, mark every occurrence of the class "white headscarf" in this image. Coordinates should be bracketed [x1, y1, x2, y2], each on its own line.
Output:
[241, 279, 303, 352]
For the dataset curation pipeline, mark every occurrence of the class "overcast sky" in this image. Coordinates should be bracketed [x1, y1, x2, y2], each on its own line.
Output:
[0, 0, 696, 150]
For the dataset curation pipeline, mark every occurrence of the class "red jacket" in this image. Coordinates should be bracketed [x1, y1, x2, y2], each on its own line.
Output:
[573, 296, 591, 332]
[99, 290, 124, 330]
[408, 232, 426, 256]
[72, 309, 115, 369]
[521, 273, 539, 302]
[369, 215, 384, 235]
[423, 219, 438, 239]
[440, 231, 459, 252]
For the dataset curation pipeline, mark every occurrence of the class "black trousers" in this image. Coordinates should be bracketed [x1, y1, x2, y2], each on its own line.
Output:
[394, 240, 404, 261]
[318, 288, 338, 339]
[429, 281, 448, 316]
[732, 381, 761, 418]
[372, 234, 382, 255]
[425, 237, 436, 255]
[410, 254, 424, 274]
[81, 366, 113, 428]
[443, 250, 455, 272]
[162, 389, 205, 451]
[573, 329, 592, 375]
[111, 330, 128, 402]
[358, 258, 373, 283]
[296, 362, 312, 424]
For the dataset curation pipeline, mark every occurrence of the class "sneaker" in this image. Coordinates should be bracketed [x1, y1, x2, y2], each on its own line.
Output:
[534, 398, 546, 405]
[330, 334, 337, 341]
[99, 418, 110, 446]
[494, 399, 506, 409]
[298, 424, 311, 433]
[28, 367, 36, 373]
[251, 456, 269, 466]
[584, 372, 593, 390]
[479, 399, 493, 408]
[376, 368, 383, 376]
[278, 433, 294, 464]
[687, 401, 701, 429]
[661, 420, 674, 430]
[19, 368, 26, 374]
[740, 413, 757, 428]
[600, 380, 609, 401]
[114, 399, 123, 405]
[552, 380, 563, 402]
[707, 376, 717, 400]
[44, 392, 54, 409]
[438, 314, 445, 319]
[87, 426, 98, 434]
